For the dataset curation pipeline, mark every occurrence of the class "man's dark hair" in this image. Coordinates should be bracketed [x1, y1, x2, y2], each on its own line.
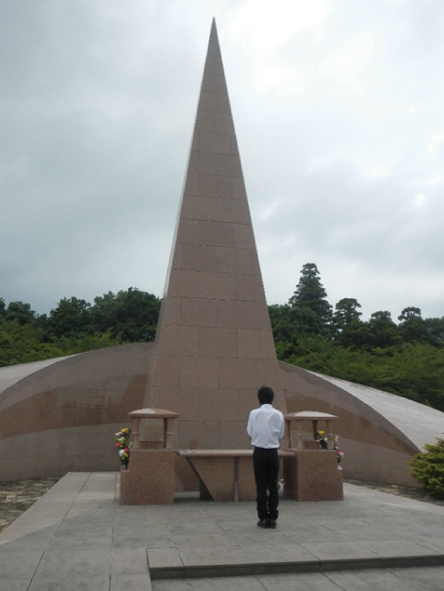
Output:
[257, 385, 274, 405]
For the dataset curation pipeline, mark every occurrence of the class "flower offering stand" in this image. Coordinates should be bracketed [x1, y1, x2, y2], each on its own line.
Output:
[119, 408, 178, 505]
[283, 411, 343, 502]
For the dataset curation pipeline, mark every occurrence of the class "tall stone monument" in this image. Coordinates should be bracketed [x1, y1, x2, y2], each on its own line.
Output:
[144, 19, 285, 452]
[2, 28, 443, 491]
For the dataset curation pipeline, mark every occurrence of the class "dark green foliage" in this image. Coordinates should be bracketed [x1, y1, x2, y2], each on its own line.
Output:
[2, 262, 444, 415]
[90, 288, 160, 342]
[409, 437, 444, 498]
[424, 317, 444, 342]
[4, 301, 36, 325]
[288, 263, 332, 336]
[398, 307, 437, 345]
[283, 338, 444, 410]
[269, 304, 296, 358]
[334, 311, 401, 351]
[333, 298, 362, 332]
[0, 288, 161, 367]
[335, 318, 370, 349]
[0, 318, 61, 365]
[269, 263, 444, 412]
[366, 311, 402, 349]
[0, 316, 121, 366]
[49, 297, 91, 339]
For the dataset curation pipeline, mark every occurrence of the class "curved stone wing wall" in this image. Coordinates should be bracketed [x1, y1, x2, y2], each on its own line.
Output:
[279, 361, 444, 486]
[0, 343, 153, 482]
[2, 346, 444, 486]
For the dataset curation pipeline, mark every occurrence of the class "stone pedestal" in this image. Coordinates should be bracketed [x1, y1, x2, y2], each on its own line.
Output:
[120, 449, 176, 505]
[283, 450, 343, 502]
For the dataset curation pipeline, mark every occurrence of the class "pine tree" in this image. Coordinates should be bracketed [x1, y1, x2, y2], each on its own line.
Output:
[288, 263, 332, 336]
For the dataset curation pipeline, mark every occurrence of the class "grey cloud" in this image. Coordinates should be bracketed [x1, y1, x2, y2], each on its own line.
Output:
[1, 1, 444, 324]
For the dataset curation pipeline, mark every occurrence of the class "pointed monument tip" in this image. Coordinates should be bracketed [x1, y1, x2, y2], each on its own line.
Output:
[208, 17, 219, 51]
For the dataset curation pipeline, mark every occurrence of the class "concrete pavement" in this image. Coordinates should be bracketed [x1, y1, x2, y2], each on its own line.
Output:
[1, 472, 444, 590]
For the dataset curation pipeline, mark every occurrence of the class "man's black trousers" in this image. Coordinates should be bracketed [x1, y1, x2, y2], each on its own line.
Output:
[253, 446, 279, 521]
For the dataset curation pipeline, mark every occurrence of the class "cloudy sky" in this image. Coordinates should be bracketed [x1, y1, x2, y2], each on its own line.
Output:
[1, 0, 444, 322]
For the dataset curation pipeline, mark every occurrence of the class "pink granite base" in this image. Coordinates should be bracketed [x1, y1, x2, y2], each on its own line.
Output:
[303, 441, 320, 450]
[283, 450, 343, 502]
[120, 449, 176, 505]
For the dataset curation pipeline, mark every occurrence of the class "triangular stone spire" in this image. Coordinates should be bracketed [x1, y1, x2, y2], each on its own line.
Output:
[144, 19, 285, 450]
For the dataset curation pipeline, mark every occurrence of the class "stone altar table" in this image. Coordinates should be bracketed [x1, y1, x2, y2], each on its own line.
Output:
[178, 449, 295, 502]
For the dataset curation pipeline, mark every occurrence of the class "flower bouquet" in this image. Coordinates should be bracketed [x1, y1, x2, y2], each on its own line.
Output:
[115, 427, 132, 469]
[331, 433, 344, 464]
[317, 431, 344, 464]
[316, 430, 328, 449]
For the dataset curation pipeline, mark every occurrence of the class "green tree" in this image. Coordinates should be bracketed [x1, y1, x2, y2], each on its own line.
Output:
[0, 287, 163, 366]
[4, 301, 36, 325]
[288, 305, 329, 338]
[424, 317, 444, 343]
[335, 319, 370, 349]
[288, 263, 332, 336]
[91, 287, 161, 342]
[62, 331, 121, 354]
[378, 343, 444, 409]
[333, 298, 364, 347]
[0, 318, 63, 366]
[367, 311, 401, 350]
[398, 307, 433, 344]
[48, 297, 92, 339]
[333, 298, 362, 330]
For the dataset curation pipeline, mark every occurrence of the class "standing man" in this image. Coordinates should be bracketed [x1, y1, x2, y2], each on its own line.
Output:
[247, 385, 284, 529]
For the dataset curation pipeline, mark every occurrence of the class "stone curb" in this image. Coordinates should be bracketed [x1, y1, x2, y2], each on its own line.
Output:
[149, 553, 444, 580]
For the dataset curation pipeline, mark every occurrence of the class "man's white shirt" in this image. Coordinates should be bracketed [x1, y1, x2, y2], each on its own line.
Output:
[247, 404, 284, 448]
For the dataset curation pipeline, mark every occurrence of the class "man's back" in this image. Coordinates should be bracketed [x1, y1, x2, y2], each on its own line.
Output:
[247, 403, 284, 449]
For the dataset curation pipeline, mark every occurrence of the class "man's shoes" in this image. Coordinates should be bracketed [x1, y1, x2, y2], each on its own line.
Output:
[257, 519, 277, 529]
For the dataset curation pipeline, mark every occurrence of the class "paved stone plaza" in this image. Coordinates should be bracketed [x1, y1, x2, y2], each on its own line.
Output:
[1, 472, 444, 590]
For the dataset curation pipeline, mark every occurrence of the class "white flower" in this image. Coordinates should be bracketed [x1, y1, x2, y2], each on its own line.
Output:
[119, 450, 125, 457]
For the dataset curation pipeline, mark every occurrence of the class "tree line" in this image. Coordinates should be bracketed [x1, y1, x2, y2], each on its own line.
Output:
[270, 263, 444, 411]
[1, 264, 444, 411]
[0, 288, 161, 366]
